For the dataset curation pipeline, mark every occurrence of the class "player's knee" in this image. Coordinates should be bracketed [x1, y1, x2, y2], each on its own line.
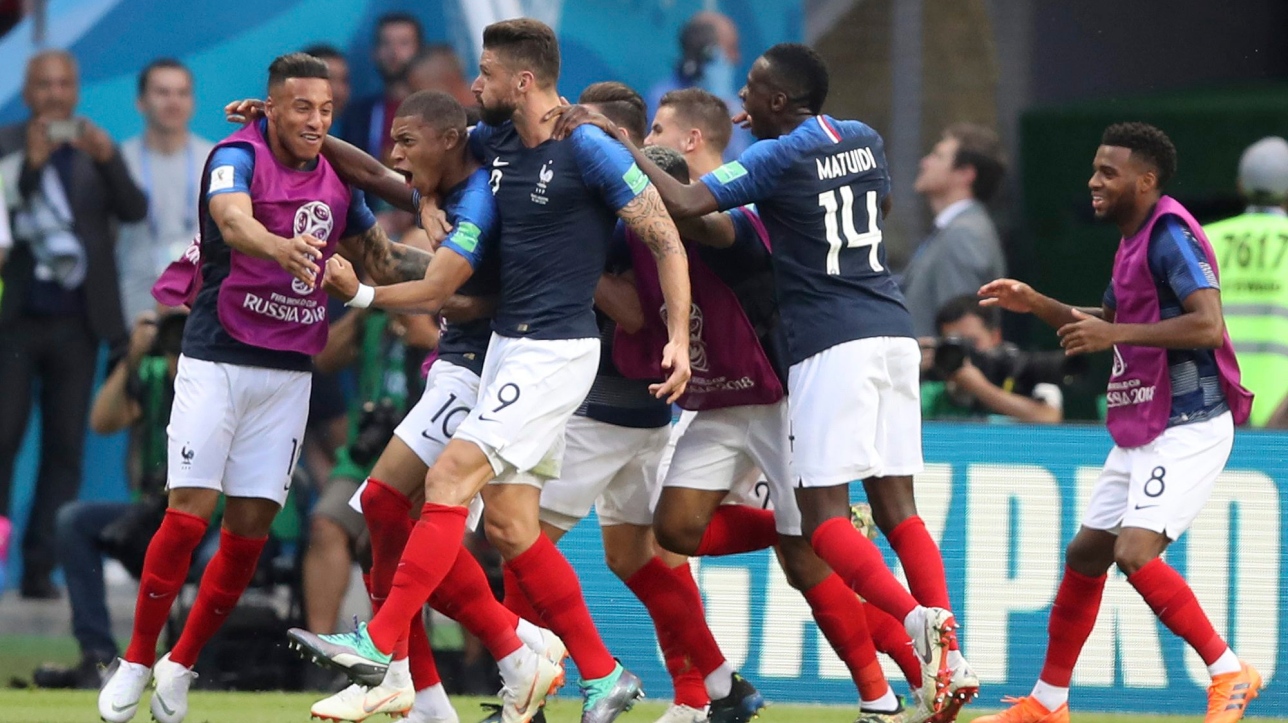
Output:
[1113, 538, 1163, 576]
[604, 545, 650, 581]
[776, 539, 831, 591]
[1064, 528, 1116, 577]
[484, 513, 540, 560]
[653, 515, 702, 557]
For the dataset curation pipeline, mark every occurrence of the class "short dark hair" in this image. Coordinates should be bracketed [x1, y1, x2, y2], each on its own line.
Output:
[396, 90, 467, 135]
[579, 81, 647, 146]
[761, 43, 829, 115]
[376, 12, 424, 46]
[945, 123, 1005, 202]
[659, 87, 731, 153]
[482, 18, 560, 88]
[1101, 122, 1178, 189]
[137, 58, 190, 97]
[642, 144, 689, 184]
[301, 44, 346, 63]
[267, 52, 330, 91]
[935, 294, 1000, 333]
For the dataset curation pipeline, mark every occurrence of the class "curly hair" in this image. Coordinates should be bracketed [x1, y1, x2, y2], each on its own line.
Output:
[1101, 122, 1177, 188]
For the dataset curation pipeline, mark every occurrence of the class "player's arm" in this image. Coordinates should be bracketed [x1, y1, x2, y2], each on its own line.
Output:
[1062, 288, 1223, 354]
[440, 294, 497, 324]
[324, 247, 474, 315]
[676, 213, 737, 249]
[596, 271, 645, 334]
[321, 135, 416, 212]
[337, 221, 431, 286]
[978, 278, 1100, 329]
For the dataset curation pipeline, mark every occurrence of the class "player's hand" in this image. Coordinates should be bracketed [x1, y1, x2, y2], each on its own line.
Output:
[322, 255, 360, 301]
[545, 103, 621, 142]
[273, 234, 325, 290]
[650, 339, 691, 404]
[225, 98, 266, 124]
[979, 278, 1039, 314]
[418, 194, 452, 248]
[731, 111, 752, 131]
[1057, 308, 1117, 356]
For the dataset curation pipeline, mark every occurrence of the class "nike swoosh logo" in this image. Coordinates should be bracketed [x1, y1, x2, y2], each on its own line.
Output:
[111, 702, 137, 712]
[1134, 504, 1159, 510]
[155, 694, 176, 716]
[492, 158, 509, 167]
[148, 592, 166, 599]
[364, 692, 400, 714]
[516, 668, 541, 714]
[421, 429, 440, 440]
[476, 413, 499, 423]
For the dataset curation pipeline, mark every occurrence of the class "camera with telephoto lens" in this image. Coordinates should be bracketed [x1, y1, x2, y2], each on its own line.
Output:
[932, 337, 1087, 394]
[348, 398, 402, 467]
[149, 312, 188, 358]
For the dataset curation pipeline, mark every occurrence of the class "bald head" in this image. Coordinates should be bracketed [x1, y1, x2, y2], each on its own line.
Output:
[24, 50, 78, 119]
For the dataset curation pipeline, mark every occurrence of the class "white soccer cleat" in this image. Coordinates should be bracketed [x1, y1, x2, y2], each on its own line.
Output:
[531, 627, 568, 690]
[909, 607, 957, 717]
[149, 653, 197, 723]
[309, 681, 415, 722]
[653, 703, 709, 723]
[404, 704, 462, 723]
[499, 649, 562, 723]
[97, 658, 151, 723]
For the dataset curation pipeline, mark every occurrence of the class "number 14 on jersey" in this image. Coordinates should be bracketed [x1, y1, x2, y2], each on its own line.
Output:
[818, 187, 883, 275]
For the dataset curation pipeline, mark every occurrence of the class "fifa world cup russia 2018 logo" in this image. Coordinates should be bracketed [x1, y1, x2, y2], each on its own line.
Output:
[660, 302, 709, 373]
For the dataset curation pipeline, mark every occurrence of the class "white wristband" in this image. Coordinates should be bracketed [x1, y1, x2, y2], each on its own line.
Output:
[346, 283, 375, 309]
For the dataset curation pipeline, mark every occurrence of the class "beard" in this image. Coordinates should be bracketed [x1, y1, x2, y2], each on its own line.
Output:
[478, 99, 517, 127]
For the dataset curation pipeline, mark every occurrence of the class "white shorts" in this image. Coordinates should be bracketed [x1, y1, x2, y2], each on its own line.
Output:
[539, 415, 670, 531]
[166, 355, 311, 506]
[345, 359, 485, 528]
[1083, 411, 1234, 541]
[788, 336, 924, 487]
[663, 401, 802, 536]
[453, 334, 600, 483]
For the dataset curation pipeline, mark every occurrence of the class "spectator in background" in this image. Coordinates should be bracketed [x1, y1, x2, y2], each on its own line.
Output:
[1204, 136, 1288, 427]
[922, 295, 1063, 424]
[647, 11, 751, 159]
[0, 50, 147, 599]
[342, 12, 422, 162]
[303, 44, 352, 134]
[117, 59, 213, 325]
[406, 44, 475, 109]
[902, 123, 1007, 337]
[32, 310, 184, 689]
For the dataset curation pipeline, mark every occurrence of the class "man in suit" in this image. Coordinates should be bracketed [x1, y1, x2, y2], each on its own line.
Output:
[902, 122, 1007, 338]
[340, 12, 422, 164]
[0, 49, 147, 599]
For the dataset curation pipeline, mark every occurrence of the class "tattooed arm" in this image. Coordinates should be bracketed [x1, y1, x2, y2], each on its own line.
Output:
[618, 184, 692, 402]
[337, 223, 431, 286]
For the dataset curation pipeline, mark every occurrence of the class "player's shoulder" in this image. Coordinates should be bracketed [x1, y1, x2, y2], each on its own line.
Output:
[1151, 213, 1200, 248]
[451, 170, 500, 221]
[566, 124, 622, 157]
[472, 120, 517, 150]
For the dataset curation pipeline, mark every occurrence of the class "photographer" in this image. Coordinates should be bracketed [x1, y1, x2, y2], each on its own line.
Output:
[923, 295, 1065, 424]
[35, 310, 185, 688]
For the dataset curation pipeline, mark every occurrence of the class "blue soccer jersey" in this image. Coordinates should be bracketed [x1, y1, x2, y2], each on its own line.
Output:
[429, 169, 502, 375]
[700, 115, 913, 365]
[470, 121, 647, 340]
[1103, 214, 1227, 426]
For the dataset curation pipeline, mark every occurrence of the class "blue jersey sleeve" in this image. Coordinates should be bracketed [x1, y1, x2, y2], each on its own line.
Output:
[206, 144, 254, 198]
[467, 123, 498, 162]
[1103, 281, 1117, 311]
[441, 183, 498, 270]
[345, 188, 377, 237]
[699, 139, 789, 211]
[569, 126, 647, 212]
[1149, 215, 1219, 303]
[726, 206, 770, 262]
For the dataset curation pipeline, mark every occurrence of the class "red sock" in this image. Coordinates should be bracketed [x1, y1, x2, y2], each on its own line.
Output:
[406, 613, 441, 690]
[863, 602, 920, 688]
[625, 557, 725, 676]
[1038, 566, 1105, 687]
[508, 535, 616, 679]
[887, 516, 957, 650]
[502, 565, 545, 626]
[124, 510, 208, 666]
[362, 479, 419, 660]
[430, 546, 523, 660]
[1128, 558, 1228, 666]
[811, 517, 918, 623]
[695, 506, 779, 556]
[805, 575, 888, 702]
[367, 504, 468, 653]
[169, 529, 267, 667]
[667, 562, 713, 707]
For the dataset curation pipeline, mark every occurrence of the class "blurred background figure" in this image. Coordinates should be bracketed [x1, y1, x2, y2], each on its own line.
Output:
[647, 10, 750, 159]
[341, 12, 422, 163]
[302, 44, 353, 136]
[405, 44, 475, 110]
[902, 123, 1007, 338]
[117, 58, 212, 326]
[0, 50, 146, 600]
[1204, 136, 1288, 427]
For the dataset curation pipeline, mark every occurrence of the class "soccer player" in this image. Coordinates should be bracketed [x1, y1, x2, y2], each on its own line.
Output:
[97, 53, 431, 723]
[550, 43, 976, 718]
[291, 19, 692, 723]
[974, 123, 1259, 723]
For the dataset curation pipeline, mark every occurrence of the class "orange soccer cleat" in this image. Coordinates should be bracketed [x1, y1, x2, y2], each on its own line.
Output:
[970, 696, 1069, 723]
[1206, 662, 1263, 723]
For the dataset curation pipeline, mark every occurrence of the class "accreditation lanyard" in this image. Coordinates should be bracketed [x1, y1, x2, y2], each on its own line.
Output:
[138, 141, 198, 241]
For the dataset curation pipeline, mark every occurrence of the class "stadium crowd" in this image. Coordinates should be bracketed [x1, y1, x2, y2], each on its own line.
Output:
[0, 7, 1284, 723]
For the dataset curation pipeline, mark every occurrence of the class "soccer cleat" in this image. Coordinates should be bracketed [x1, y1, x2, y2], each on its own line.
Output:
[533, 627, 568, 691]
[933, 655, 980, 723]
[477, 703, 545, 723]
[1205, 662, 1263, 723]
[309, 681, 414, 722]
[580, 663, 645, 723]
[706, 673, 765, 723]
[902, 688, 937, 723]
[654, 704, 708, 723]
[288, 624, 392, 687]
[850, 503, 878, 541]
[97, 658, 151, 723]
[908, 608, 957, 717]
[854, 698, 909, 723]
[499, 649, 562, 723]
[970, 696, 1069, 723]
[149, 653, 197, 723]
